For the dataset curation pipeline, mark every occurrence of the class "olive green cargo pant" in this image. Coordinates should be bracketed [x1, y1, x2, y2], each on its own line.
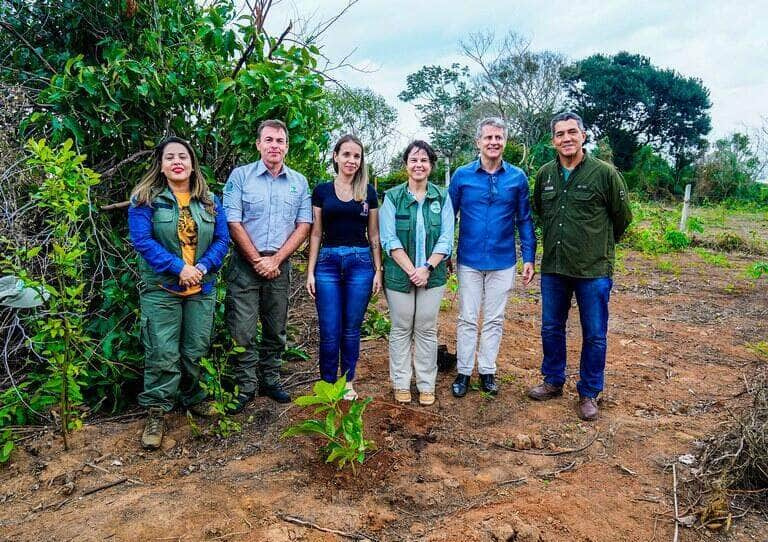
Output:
[225, 252, 290, 394]
[137, 288, 216, 412]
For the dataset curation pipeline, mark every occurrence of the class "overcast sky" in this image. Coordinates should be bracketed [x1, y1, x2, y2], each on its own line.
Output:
[265, 0, 768, 144]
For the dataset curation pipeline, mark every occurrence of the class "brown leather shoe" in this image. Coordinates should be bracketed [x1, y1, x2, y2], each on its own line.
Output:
[527, 382, 563, 401]
[578, 395, 599, 421]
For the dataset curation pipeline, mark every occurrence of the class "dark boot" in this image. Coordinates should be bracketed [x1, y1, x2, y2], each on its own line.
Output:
[578, 395, 599, 421]
[479, 374, 498, 396]
[451, 374, 470, 398]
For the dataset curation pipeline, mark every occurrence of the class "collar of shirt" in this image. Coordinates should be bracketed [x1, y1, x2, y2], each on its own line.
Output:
[473, 158, 508, 175]
[557, 152, 588, 177]
[255, 159, 287, 179]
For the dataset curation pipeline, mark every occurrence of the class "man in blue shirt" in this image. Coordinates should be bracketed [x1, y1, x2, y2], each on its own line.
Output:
[223, 119, 312, 411]
[448, 117, 536, 398]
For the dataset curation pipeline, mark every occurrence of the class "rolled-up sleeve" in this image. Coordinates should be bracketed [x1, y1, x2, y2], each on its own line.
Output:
[433, 195, 455, 256]
[197, 197, 230, 273]
[223, 167, 243, 223]
[379, 197, 403, 255]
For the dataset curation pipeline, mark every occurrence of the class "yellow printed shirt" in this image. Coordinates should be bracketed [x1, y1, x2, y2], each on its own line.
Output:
[169, 192, 201, 296]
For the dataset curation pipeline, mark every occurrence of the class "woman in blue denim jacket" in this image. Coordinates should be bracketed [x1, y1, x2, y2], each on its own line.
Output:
[128, 137, 229, 450]
[306, 134, 383, 400]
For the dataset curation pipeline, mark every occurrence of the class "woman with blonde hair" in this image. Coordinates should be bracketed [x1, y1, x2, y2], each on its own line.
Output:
[128, 136, 229, 450]
[306, 134, 382, 400]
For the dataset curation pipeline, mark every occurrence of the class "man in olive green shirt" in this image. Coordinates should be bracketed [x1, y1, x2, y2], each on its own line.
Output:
[528, 111, 632, 421]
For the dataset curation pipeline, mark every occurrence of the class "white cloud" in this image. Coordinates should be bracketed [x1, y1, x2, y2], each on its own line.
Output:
[266, 0, 768, 144]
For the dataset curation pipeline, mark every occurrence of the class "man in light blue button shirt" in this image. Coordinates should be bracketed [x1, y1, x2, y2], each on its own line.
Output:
[223, 119, 312, 410]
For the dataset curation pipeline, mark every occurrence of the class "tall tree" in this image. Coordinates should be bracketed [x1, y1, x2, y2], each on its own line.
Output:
[326, 87, 398, 175]
[562, 52, 711, 172]
[398, 64, 476, 161]
[461, 31, 565, 148]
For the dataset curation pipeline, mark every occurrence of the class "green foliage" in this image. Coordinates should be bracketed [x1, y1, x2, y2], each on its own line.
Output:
[399, 64, 476, 160]
[282, 376, 375, 471]
[24, 138, 100, 449]
[3, 0, 330, 183]
[326, 87, 398, 175]
[563, 51, 711, 173]
[695, 133, 762, 203]
[746, 262, 768, 279]
[362, 295, 391, 339]
[745, 342, 768, 361]
[624, 146, 677, 198]
[199, 343, 242, 438]
[693, 248, 731, 268]
[0, 430, 13, 465]
[622, 205, 691, 254]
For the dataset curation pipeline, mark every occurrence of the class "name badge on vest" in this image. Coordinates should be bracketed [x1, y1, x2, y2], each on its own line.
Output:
[360, 201, 369, 217]
[430, 200, 441, 214]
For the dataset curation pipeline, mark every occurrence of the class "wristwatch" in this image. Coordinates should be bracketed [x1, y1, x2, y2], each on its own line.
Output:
[195, 263, 208, 275]
[423, 262, 435, 272]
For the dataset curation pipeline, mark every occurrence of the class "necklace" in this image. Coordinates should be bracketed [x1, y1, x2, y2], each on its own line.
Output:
[334, 180, 353, 200]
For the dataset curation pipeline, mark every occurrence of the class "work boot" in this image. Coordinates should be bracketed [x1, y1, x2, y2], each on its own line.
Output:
[451, 374, 470, 397]
[259, 383, 291, 404]
[578, 395, 599, 421]
[141, 407, 165, 450]
[187, 400, 217, 417]
[527, 382, 563, 401]
[479, 374, 498, 396]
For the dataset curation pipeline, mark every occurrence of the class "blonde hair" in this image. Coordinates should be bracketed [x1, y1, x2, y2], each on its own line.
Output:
[130, 137, 215, 214]
[332, 134, 369, 202]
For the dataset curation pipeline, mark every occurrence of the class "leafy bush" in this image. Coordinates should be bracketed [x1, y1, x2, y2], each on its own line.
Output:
[362, 295, 391, 339]
[747, 262, 768, 279]
[282, 376, 375, 471]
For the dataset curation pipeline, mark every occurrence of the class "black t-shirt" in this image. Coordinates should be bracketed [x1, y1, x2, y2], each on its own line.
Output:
[311, 182, 379, 247]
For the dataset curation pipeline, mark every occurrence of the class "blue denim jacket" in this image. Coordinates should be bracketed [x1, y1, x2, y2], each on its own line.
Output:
[449, 159, 536, 271]
[128, 194, 230, 293]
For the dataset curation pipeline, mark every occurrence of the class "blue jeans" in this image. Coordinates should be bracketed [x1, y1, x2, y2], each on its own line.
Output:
[315, 246, 375, 383]
[540, 273, 613, 398]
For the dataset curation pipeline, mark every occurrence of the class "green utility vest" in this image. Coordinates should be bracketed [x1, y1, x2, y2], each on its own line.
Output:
[383, 182, 448, 293]
[137, 188, 217, 291]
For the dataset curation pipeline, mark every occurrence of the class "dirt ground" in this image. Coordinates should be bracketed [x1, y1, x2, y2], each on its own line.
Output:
[1, 246, 767, 542]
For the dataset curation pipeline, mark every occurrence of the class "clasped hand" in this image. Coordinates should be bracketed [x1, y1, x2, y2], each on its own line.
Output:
[252, 255, 281, 279]
[179, 264, 203, 288]
[408, 266, 430, 288]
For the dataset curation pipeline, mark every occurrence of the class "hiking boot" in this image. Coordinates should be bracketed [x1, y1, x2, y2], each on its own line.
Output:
[343, 381, 358, 401]
[419, 391, 436, 406]
[141, 407, 165, 450]
[578, 395, 599, 421]
[527, 382, 563, 401]
[479, 374, 498, 396]
[259, 383, 291, 404]
[393, 389, 411, 404]
[225, 391, 254, 415]
[187, 400, 217, 417]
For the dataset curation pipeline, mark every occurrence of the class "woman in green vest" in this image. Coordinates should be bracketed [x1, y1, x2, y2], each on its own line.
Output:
[128, 137, 229, 450]
[379, 140, 455, 406]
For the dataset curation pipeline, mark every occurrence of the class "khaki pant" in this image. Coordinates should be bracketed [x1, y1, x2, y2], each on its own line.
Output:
[456, 264, 516, 375]
[225, 252, 291, 394]
[385, 285, 445, 393]
[137, 288, 216, 411]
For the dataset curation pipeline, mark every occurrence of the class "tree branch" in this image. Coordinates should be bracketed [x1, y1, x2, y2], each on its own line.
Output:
[0, 21, 57, 75]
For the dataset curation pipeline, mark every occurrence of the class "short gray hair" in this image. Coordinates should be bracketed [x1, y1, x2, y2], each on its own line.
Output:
[550, 111, 585, 135]
[475, 117, 508, 140]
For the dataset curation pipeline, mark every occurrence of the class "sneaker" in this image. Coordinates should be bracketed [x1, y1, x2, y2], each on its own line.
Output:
[187, 400, 217, 417]
[141, 407, 165, 450]
[343, 381, 358, 401]
[419, 391, 435, 406]
[393, 389, 411, 404]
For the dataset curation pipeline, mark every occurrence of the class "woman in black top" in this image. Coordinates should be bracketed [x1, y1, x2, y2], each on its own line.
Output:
[306, 134, 382, 400]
